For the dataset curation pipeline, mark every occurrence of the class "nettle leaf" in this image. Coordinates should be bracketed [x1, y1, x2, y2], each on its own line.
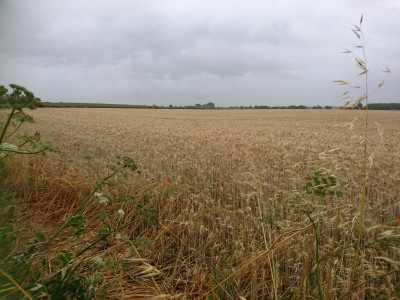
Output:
[13, 111, 34, 123]
[302, 171, 345, 198]
[115, 177, 128, 185]
[138, 204, 160, 229]
[68, 215, 87, 237]
[98, 226, 111, 243]
[96, 211, 110, 225]
[120, 156, 138, 171]
[135, 236, 153, 248]
[38, 139, 59, 152]
[35, 231, 45, 242]
[121, 262, 133, 271]
[18, 134, 40, 148]
[116, 194, 135, 203]
[112, 156, 139, 173]
[58, 250, 72, 267]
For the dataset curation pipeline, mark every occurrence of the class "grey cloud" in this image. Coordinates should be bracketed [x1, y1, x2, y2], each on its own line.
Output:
[0, 0, 399, 106]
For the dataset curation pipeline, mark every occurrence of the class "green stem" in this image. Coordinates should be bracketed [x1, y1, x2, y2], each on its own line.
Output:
[86, 158, 101, 181]
[74, 170, 117, 215]
[3, 149, 49, 155]
[42, 217, 143, 287]
[74, 217, 143, 258]
[0, 107, 16, 144]
[17, 140, 29, 148]
[5, 120, 23, 140]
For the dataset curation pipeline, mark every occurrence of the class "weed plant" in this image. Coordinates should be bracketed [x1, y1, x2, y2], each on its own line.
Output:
[0, 85, 160, 299]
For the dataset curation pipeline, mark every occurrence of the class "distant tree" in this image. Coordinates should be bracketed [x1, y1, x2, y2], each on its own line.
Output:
[324, 106, 332, 109]
[205, 102, 215, 108]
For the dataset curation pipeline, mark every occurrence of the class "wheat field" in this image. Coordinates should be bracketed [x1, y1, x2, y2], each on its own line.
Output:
[8, 108, 400, 299]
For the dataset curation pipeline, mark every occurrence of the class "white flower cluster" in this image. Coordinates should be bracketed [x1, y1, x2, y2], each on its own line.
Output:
[0, 143, 19, 158]
[92, 257, 105, 268]
[117, 209, 125, 217]
[0, 143, 18, 159]
[94, 192, 109, 206]
[0, 143, 18, 151]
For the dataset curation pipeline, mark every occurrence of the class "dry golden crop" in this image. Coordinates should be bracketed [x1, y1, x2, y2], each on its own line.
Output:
[6, 108, 400, 298]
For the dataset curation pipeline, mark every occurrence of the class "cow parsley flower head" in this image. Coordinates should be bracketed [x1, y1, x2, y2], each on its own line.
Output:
[0, 143, 18, 151]
[94, 192, 109, 205]
[98, 197, 109, 206]
[92, 257, 105, 268]
[117, 209, 125, 217]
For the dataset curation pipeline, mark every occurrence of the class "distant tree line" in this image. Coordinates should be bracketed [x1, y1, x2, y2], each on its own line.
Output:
[365, 103, 400, 110]
[252, 105, 332, 109]
[41, 101, 400, 110]
[342, 103, 400, 110]
[169, 102, 216, 109]
[192, 102, 216, 108]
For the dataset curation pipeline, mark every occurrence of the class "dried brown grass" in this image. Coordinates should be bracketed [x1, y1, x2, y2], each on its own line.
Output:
[6, 108, 400, 298]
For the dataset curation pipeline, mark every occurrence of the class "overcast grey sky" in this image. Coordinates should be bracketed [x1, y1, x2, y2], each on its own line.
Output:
[0, 0, 399, 107]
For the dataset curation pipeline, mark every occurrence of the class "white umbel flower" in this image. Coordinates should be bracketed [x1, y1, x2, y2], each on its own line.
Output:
[94, 192, 109, 206]
[117, 209, 125, 217]
[92, 257, 105, 268]
[98, 197, 109, 205]
[0, 143, 18, 151]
